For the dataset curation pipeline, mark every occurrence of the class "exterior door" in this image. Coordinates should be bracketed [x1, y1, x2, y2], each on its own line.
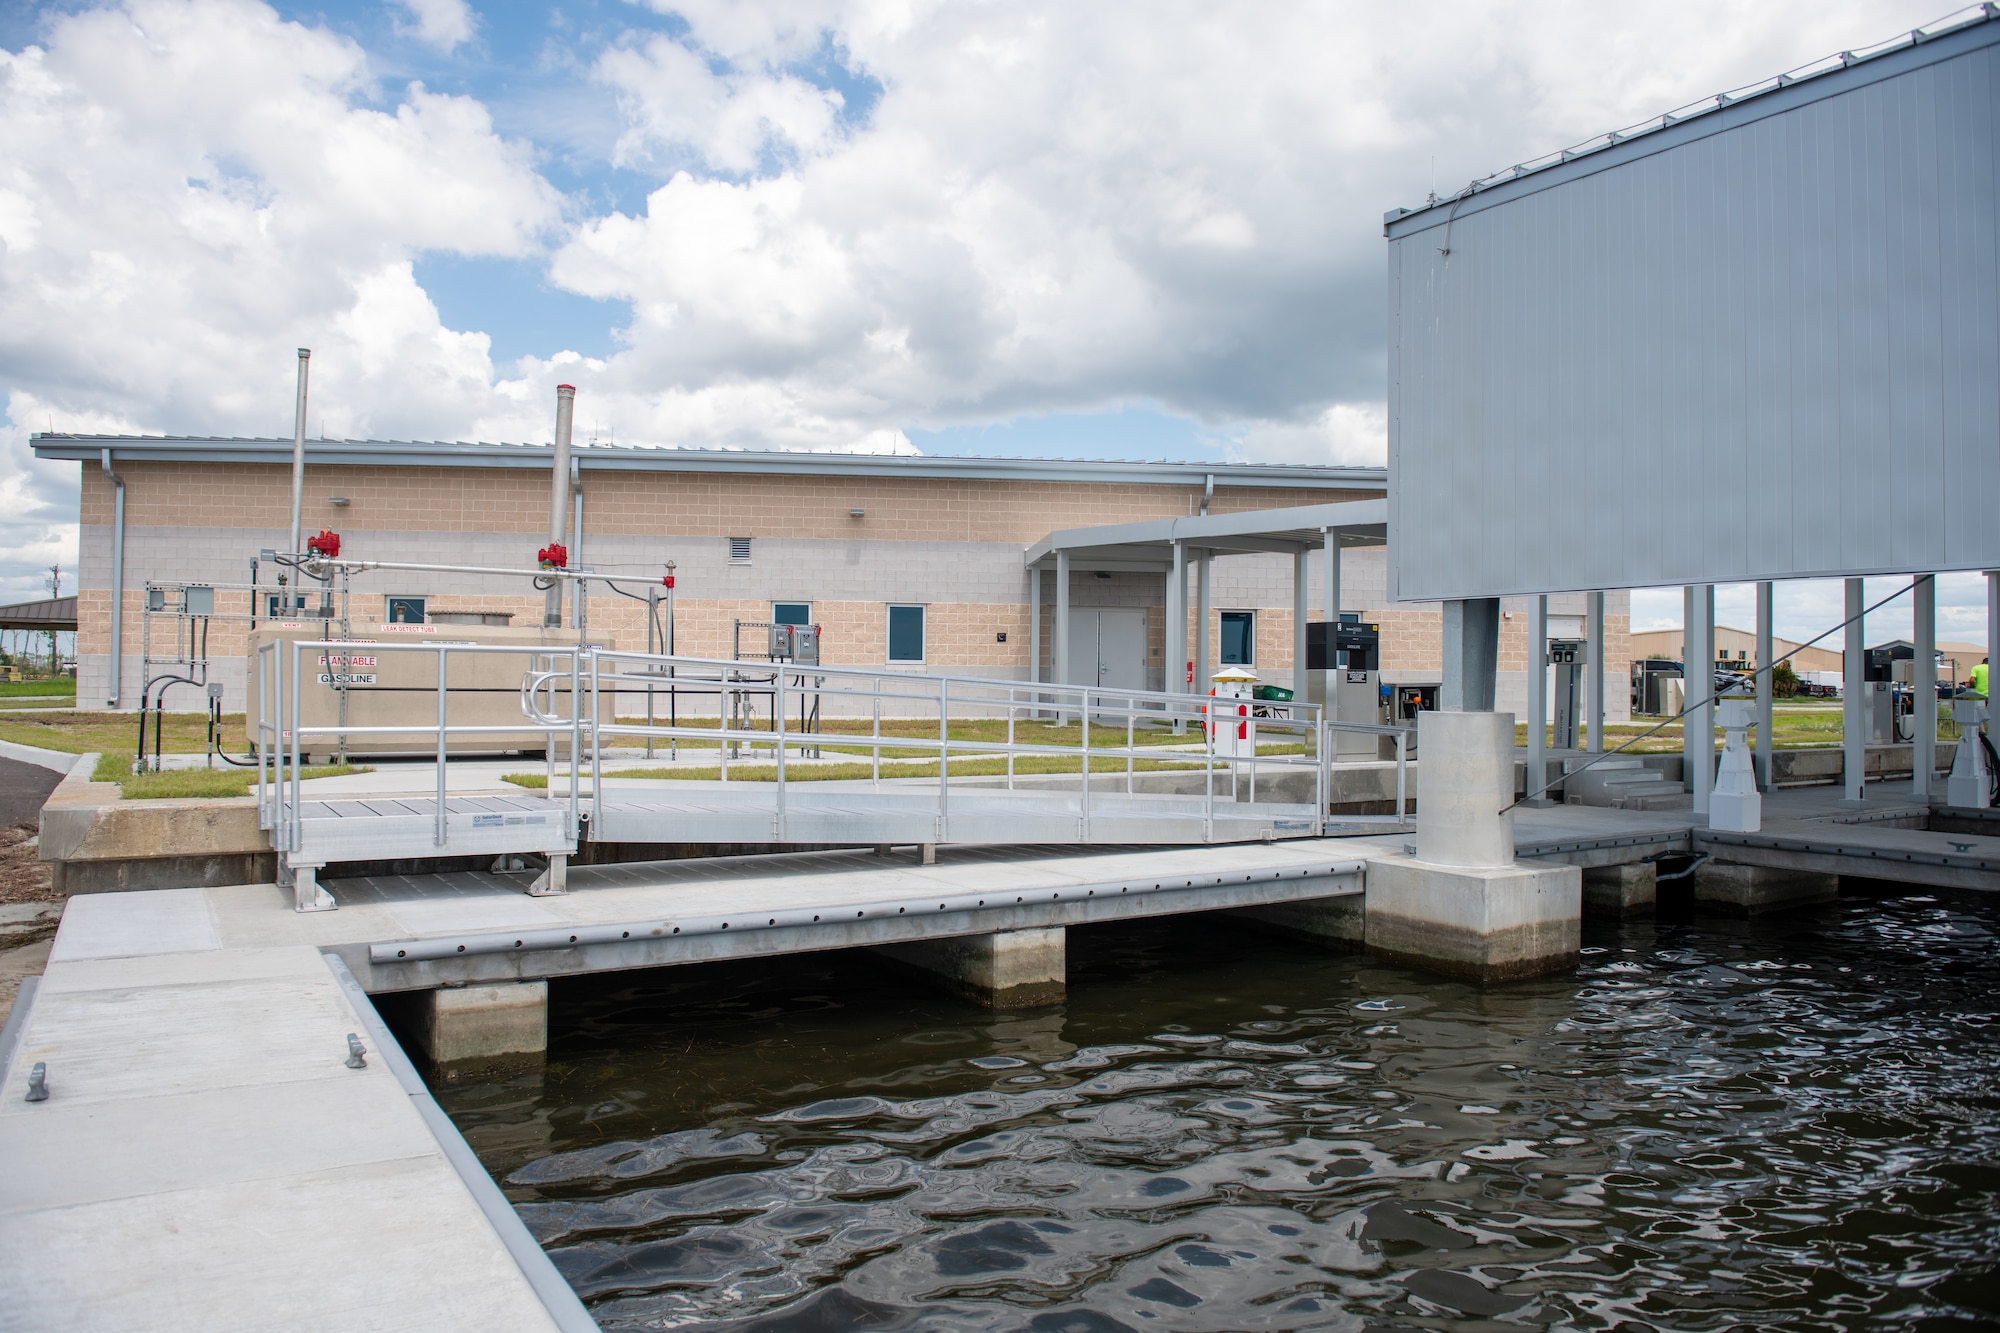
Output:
[1063, 610, 1148, 693]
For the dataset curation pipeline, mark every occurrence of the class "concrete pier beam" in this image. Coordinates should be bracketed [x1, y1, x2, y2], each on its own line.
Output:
[1226, 895, 1364, 949]
[873, 927, 1065, 1009]
[1365, 711, 1580, 983]
[1694, 863, 1837, 916]
[415, 981, 548, 1066]
[1581, 862, 1656, 918]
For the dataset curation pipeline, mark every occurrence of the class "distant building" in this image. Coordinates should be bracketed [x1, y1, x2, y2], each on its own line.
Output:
[1629, 625, 1841, 676]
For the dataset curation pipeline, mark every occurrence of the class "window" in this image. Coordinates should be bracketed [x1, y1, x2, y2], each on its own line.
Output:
[386, 596, 426, 625]
[267, 593, 306, 619]
[729, 536, 752, 562]
[1220, 611, 1255, 665]
[887, 605, 926, 663]
[773, 602, 811, 626]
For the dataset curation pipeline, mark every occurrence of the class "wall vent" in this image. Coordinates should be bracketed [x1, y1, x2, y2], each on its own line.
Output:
[728, 536, 752, 562]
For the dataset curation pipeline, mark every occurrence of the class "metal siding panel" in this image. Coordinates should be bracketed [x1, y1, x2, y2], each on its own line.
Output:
[1388, 29, 2000, 598]
[1941, 47, 2000, 568]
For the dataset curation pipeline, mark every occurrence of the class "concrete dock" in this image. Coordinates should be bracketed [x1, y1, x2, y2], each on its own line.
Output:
[0, 901, 594, 1332]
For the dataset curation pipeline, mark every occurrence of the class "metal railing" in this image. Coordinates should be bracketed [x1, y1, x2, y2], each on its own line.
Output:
[255, 637, 586, 857]
[255, 640, 1416, 856]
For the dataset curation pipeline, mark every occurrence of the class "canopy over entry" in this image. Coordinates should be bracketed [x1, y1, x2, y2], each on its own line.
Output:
[1026, 499, 1386, 572]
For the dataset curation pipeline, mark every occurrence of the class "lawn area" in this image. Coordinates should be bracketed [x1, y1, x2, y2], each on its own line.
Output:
[89, 751, 368, 798]
[1517, 701, 1958, 753]
[0, 709, 245, 756]
[0, 678, 74, 698]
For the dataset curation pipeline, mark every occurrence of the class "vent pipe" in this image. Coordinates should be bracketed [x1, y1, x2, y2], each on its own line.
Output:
[545, 384, 575, 627]
[289, 349, 310, 556]
[101, 449, 126, 707]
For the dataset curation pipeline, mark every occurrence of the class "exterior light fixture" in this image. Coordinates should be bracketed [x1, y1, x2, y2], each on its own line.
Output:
[850, 508, 866, 517]
[328, 496, 350, 507]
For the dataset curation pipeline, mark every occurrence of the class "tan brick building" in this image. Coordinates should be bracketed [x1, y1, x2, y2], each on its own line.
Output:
[33, 434, 1631, 721]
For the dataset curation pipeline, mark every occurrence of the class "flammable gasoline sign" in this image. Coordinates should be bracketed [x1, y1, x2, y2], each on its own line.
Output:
[318, 654, 378, 668]
[317, 673, 377, 686]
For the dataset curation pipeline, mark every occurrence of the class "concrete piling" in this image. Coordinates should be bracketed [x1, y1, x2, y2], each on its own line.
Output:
[415, 981, 549, 1065]
[873, 927, 1066, 1008]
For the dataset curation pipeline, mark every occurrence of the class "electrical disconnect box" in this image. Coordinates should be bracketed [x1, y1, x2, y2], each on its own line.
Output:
[768, 623, 822, 665]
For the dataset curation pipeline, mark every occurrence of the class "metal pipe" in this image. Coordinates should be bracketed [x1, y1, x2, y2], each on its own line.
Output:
[569, 454, 584, 631]
[1844, 577, 1866, 803]
[546, 384, 575, 627]
[100, 448, 126, 706]
[1586, 589, 1605, 753]
[289, 349, 309, 557]
[1755, 581, 1774, 789]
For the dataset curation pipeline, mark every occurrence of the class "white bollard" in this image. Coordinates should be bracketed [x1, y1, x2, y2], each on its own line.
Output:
[1948, 699, 1990, 809]
[1709, 698, 1761, 832]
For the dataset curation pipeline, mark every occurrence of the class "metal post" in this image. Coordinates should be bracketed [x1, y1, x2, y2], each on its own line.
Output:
[1691, 584, 1715, 817]
[1585, 589, 1605, 753]
[434, 645, 448, 846]
[1915, 574, 1936, 801]
[1028, 564, 1042, 714]
[1081, 688, 1091, 841]
[1844, 576, 1866, 803]
[1527, 595, 1548, 807]
[1170, 541, 1188, 733]
[1988, 571, 1999, 705]
[937, 675, 949, 842]
[1055, 550, 1071, 720]
[1395, 728, 1407, 823]
[775, 665, 787, 839]
[1292, 549, 1308, 702]
[545, 385, 575, 627]
[1195, 554, 1212, 697]
[101, 450, 126, 707]
[1755, 581, 1774, 791]
[289, 349, 309, 558]
[577, 649, 589, 833]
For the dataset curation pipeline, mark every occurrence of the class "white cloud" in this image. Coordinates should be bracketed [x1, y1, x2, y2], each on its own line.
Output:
[0, 0, 563, 596]
[392, 0, 476, 54]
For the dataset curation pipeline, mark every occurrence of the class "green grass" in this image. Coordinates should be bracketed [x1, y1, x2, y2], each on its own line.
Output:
[0, 697, 74, 709]
[91, 752, 369, 799]
[0, 710, 245, 756]
[0, 678, 74, 698]
[1521, 701, 1959, 754]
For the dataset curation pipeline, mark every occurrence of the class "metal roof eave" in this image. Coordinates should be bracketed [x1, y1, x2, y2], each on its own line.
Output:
[1383, 8, 2000, 241]
[31, 435, 1387, 491]
[1025, 499, 1388, 568]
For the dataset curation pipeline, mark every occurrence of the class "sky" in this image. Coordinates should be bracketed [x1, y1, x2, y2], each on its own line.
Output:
[0, 0, 1983, 648]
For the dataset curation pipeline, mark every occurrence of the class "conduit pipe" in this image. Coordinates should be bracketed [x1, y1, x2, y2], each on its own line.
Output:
[100, 448, 125, 707]
[546, 384, 575, 627]
[289, 349, 309, 557]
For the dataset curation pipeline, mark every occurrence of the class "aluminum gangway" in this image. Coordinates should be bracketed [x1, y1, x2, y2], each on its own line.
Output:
[258, 638, 1411, 911]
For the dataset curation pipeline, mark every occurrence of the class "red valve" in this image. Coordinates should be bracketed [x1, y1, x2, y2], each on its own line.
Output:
[306, 529, 341, 558]
[663, 574, 676, 589]
[537, 542, 568, 570]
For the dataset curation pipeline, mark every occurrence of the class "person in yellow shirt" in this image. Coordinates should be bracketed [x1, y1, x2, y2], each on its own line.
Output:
[1975, 658, 1989, 700]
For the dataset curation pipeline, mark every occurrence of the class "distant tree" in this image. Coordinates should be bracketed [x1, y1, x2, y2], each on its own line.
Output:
[1771, 660, 1799, 698]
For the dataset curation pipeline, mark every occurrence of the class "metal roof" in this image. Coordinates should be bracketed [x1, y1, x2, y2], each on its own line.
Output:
[1386, 2, 2000, 239]
[0, 596, 78, 631]
[30, 434, 1385, 492]
[1027, 500, 1387, 571]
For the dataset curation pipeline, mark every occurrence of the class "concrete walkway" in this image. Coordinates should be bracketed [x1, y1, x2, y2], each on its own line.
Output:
[0, 898, 593, 1332]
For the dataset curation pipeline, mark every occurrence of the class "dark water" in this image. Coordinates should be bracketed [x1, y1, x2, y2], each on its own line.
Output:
[438, 889, 2000, 1331]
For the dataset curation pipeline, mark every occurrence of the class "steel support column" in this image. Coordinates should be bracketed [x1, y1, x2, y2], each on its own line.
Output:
[1844, 577, 1866, 803]
[1915, 573, 1936, 800]
[1526, 595, 1549, 806]
[1755, 581, 1774, 791]
[1586, 590, 1604, 753]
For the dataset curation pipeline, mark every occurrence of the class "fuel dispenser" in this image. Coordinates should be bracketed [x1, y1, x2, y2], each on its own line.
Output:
[1865, 645, 1912, 743]
[1549, 638, 1586, 749]
[1305, 617, 1385, 759]
[1206, 665, 1258, 758]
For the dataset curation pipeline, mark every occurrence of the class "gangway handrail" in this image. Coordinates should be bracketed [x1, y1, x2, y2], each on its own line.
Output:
[256, 640, 1417, 863]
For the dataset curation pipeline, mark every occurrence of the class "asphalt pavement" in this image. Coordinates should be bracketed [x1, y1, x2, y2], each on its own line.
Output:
[0, 755, 61, 828]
